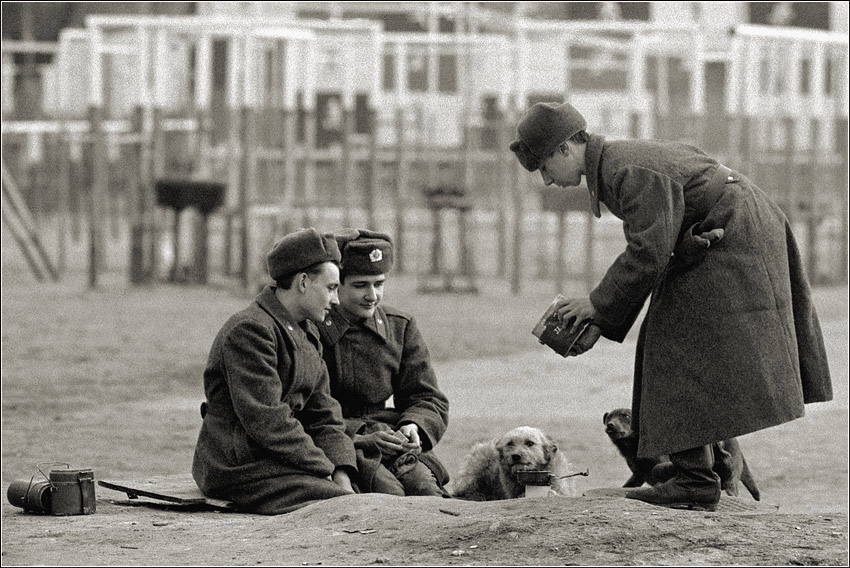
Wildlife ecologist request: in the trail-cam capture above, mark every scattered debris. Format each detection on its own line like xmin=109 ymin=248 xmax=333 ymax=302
xmin=439 ymin=508 xmax=460 ymax=516
xmin=343 ymin=528 xmax=376 ymax=534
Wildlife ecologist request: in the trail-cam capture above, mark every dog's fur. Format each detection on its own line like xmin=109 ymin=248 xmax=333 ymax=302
xmin=451 ymin=426 xmax=576 ymax=501
xmin=603 ymin=408 xmax=760 ymax=501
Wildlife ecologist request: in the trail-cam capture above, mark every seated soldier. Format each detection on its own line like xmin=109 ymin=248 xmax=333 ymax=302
xmin=318 ymin=229 xmax=450 ymax=496
xmin=192 ymin=228 xmax=358 ymax=514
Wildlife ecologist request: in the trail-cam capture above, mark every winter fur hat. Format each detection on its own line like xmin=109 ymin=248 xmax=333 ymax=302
xmin=266 ymin=228 xmax=341 ymax=281
xmin=509 ymin=102 xmax=587 ymax=172
xmin=334 ymin=228 xmax=394 ymax=276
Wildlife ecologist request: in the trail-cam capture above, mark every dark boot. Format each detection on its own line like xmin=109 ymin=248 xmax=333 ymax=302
xmin=625 ymin=445 xmax=721 ymax=511
xmin=396 ymin=462 xmax=449 ymax=497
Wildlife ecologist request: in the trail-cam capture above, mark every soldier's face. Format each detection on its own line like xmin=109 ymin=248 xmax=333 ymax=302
xmin=300 ymin=262 xmax=340 ymax=323
xmin=539 ymin=143 xmax=582 ymax=188
xmin=338 ymin=274 xmax=385 ymax=320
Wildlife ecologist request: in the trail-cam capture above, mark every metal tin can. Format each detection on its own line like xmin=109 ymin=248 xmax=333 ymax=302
xmin=48 ymin=469 xmax=96 ymax=515
xmin=515 ymin=470 xmax=553 ymax=486
xmin=7 ymin=480 xmax=53 ymax=513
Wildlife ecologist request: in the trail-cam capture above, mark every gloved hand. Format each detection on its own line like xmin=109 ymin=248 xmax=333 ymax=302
xmin=568 ymin=323 xmax=602 ymax=356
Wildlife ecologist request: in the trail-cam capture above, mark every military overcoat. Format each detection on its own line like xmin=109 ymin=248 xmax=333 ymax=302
xmin=192 ymin=286 xmax=357 ymax=508
xmin=319 ymin=304 xmax=450 ymax=486
xmin=582 ymin=134 xmax=833 ymax=458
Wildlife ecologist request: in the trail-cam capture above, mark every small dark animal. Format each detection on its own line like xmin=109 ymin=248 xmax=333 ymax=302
xmin=603 ymin=408 xmax=673 ymax=488
xmin=603 ymin=408 xmax=760 ymax=501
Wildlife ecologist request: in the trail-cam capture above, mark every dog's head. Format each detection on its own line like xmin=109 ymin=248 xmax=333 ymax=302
xmin=603 ymin=408 xmax=633 ymax=441
xmin=495 ymin=426 xmax=559 ymax=477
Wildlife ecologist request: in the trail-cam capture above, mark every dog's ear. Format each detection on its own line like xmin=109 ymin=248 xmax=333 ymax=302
xmin=494 ymin=436 xmax=509 ymax=457
xmin=603 ymin=412 xmax=609 ymax=424
xmin=543 ymin=436 xmax=559 ymax=461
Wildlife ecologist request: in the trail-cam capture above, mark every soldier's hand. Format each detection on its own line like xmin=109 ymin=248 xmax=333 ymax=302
xmin=556 ymin=296 xmax=597 ymax=330
xmin=693 ymin=227 xmax=724 ymax=249
xmin=331 ymin=467 xmax=356 ymax=494
xmin=398 ymin=424 xmax=422 ymax=449
xmin=353 ymin=430 xmax=406 ymax=455
xmin=568 ymin=323 xmax=602 ymax=356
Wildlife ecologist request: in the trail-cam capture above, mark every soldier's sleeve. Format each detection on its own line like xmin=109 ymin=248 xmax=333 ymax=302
xmin=222 ymin=319 xmax=336 ymax=477
xmin=393 ymin=317 xmax=449 ymax=451
xmin=589 ymin=165 xmax=685 ymax=342
xmin=299 ymin=359 xmax=358 ymax=471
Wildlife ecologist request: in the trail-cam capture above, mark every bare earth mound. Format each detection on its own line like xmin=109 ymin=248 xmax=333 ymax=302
xmin=2 ymin=274 xmax=847 ymax=566
xmin=2 ymin=491 xmax=847 ymax=566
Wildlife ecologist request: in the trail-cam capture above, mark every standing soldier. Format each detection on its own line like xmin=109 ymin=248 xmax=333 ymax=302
xmin=192 ymin=228 xmax=358 ymax=514
xmin=509 ymin=102 xmax=833 ymax=511
xmin=319 ymin=229 xmax=450 ymax=496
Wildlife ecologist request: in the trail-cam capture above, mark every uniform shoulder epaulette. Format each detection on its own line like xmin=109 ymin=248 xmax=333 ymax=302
xmin=380 ymin=304 xmax=413 ymax=322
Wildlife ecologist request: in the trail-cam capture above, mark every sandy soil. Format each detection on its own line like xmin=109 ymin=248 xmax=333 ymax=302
xmin=1 ymin=268 xmax=847 ymax=565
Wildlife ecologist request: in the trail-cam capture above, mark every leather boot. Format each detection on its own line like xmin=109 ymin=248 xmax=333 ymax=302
xmin=625 ymin=445 xmax=721 ymax=511
xmin=396 ymin=462 xmax=449 ymax=497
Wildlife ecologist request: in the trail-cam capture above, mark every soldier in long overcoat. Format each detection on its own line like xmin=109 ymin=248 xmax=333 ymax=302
xmin=318 ymin=229 xmax=450 ymax=496
xmin=510 ymin=102 xmax=832 ymax=511
xmin=192 ymin=229 xmax=358 ymax=514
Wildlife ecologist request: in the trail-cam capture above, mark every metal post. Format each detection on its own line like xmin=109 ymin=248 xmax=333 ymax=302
xmin=87 ymin=105 xmax=107 ymax=288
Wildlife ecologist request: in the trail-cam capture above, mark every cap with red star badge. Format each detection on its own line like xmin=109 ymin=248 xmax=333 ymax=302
xmin=333 ymin=228 xmax=394 ymax=276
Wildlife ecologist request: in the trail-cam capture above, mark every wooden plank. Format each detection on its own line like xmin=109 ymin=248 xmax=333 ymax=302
xmin=98 ymin=475 xmax=236 ymax=511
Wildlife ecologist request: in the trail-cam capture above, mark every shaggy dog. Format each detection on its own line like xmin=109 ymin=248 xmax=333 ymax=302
xmin=603 ymin=408 xmax=760 ymax=500
xmin=451 ymin=426 xmax=576 ymax=501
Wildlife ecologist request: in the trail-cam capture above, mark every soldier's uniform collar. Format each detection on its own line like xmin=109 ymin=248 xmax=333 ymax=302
xmin=255 ymin=285 xmax=319 ymax=349
xmin=584 ymin=133 xmax=606 ymax=218
xmin=321 ymin=305 xmax=389 ymax=344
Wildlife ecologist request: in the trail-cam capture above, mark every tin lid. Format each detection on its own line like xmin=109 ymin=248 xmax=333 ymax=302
xmin=49 ymin=469 xmax=94 ymax=482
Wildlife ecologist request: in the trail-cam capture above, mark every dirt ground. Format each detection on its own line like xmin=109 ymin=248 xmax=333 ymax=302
xmin=1 ymin=265 xmax=848 ymax=566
